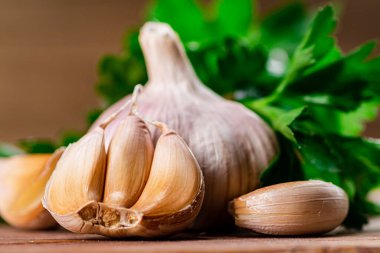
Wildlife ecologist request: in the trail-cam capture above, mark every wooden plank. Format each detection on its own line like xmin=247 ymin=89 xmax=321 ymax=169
xmin=1 ymin=223 xmax=380 ymax=253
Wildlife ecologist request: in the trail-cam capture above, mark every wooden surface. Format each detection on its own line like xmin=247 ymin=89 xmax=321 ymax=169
xmin=2 ymin=221 xmax=380 ymax=253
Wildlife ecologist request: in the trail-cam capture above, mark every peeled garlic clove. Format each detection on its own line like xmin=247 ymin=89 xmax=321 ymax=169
xmin=103 ymin=115 xmax=153 ymax=207
xmin=92 ymin=22 xmax=278 ymax=229
xmin=43 ymin=127 xmax=106 ymax=232
xmin=0 ymin=149 xmax=63 ymax=229
xmin=230 ymin=180 xmax=349 ymax=236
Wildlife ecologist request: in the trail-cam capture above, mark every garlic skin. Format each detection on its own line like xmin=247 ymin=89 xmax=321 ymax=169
xmin=43 ymin=119 xmax=204 ymax=237
xmin=230 ymin=180 xmax=349 ymax=235
xmin=0 ymin=149 xmax=63 ymax=229
xmin=92 ymin=22 xmax=278 ymax=228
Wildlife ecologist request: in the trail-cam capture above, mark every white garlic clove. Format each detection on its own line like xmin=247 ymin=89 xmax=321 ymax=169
xmin=44 ymin=127 xmax=106 ymax=216
xmin=230 ymin=180 xmax=349 ymax=235
xmin=0 ymin=148 xmax=63 ymax=229
xmin=132 ymin=129 xmax=202 ymax=215
xmin=103 ymin=115 xmax=153 ymax=207
xmin=128 ymin=128 xmax=205 ymax=237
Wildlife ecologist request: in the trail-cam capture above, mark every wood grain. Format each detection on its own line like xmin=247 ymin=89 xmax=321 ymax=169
xmin=1 ymin=222 xmax=380 ymax=253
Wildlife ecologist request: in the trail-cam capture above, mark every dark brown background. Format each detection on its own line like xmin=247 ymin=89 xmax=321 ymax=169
xmin=0 ymin=0 xmax=379 ymax=143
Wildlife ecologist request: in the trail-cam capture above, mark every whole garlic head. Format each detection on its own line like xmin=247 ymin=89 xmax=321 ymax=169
xmin=93 ymin=22 xmax=278 ymax=228
xmin=0 ymin=149 xmax=63 ymax=229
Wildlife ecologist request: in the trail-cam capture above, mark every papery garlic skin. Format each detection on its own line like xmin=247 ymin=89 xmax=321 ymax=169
xmin=93 ymin=22 xmax=278 ymax=228
xmin=0 ymin=149 xmax=63 ymax=229
xmin=230 ymin=180 xmax=349 ymax=235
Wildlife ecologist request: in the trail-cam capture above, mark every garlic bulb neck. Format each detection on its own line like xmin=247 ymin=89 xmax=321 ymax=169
xmin=139 ymin=22 xmax=199 ymax=89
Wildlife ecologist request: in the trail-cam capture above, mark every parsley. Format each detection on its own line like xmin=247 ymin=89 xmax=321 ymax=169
xmin=17 ymin=130 xmax=83 ymax=154
xmin=249 ymin=5 xmax=380 ymax=229
xmin=0 ymin=142 xmax=24 ymax=157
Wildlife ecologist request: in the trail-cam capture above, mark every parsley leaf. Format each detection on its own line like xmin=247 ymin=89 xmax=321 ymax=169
xmin=260 ymin=2 xmax=309 ymax=54
xmin=151 ymin=0 xmax=253 ymax=43
xmin=0 ymin=142 xmax=24 ymax=157
xmin=19 ymin=139 xmax=56 ymax=154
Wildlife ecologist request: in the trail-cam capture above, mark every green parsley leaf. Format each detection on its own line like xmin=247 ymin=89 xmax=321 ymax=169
xmin=0 ymin=142 xmax=24 ymax=157
xmin=150 ymin=0 xmax=207 ymax=42
xmin=19 ymin=139 xmax=56 ymax=154
xmin=249 ymin=101 xmax=305 ymax=143
xmin=260 ymin=2 xmax=310 ymax=53
xmin=216 ymin=0 xmax=253 ymax=39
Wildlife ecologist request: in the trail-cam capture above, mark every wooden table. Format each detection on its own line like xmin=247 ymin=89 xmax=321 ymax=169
xmin=1 ymin=221 xmax=380 ymax=253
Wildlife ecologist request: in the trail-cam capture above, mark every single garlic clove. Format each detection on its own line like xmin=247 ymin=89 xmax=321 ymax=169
xmin=0 ymin=148 xmax=63 ymax=229
xmin=103 ymin=115 xmax=153 ymax=207
xmin=128 ymin=128 xmax=205 ymax=237
xmin=132 ymin=129 xmax=202 ymax=216
xmin=230 ymin=180 xmax=349 ymax=236
xmin=44 ymin=127 xmax=106 ymax=216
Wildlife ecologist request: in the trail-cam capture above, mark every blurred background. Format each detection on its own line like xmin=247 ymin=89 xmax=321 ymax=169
xmin=0 ymin=0 xmax=379 ymax=143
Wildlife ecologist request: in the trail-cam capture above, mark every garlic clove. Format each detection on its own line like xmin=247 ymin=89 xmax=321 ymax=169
xmin=0 ymin=149 xmax=63 ymax=229
xmin=103 ymin=115 xmax=153 ymax=207
xmin=128 ymin=128 xmax=205 ymax=237
xmin=131 ymin=128 xmax=203 ymax=216
xmin=44 ymin=127 xmax=106 ymax=215
xmin=230 ymin=180 xmax=349 ymax=235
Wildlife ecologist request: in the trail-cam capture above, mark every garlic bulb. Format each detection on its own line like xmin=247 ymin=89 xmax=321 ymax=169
xmin=230 ymin=180 xmax=349 ymax=235
xmin=92 ymin=22 xmax=278 ymax=228
xmin=43 ymin=107 xmax=204 ymax=238
xmin=0 ymin=149 xmax=63 ymax=229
